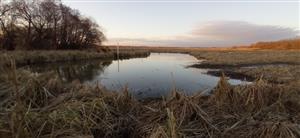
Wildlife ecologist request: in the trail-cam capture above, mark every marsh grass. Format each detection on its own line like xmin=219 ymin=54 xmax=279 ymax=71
xmin=0 ymin=57 xmax=299 ymax=138
xmin=0 ymin=50 xmax=150 ymax=67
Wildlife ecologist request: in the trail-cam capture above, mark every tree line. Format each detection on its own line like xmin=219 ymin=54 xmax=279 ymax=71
xmin=0 ymin=0 xmax=106 ymax=50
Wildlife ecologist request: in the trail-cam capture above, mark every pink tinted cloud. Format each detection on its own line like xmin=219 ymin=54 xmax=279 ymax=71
xmin=191 ymin=21 xmax=298 ymax=42
xmin=105 ymin=21 xmax=298 ymax=47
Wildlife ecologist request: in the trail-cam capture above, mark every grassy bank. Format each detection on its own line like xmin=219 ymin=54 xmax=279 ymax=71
xmin=189 ymin=50 xmax=300 ymax=85
xmin=0 ymin=50 xmax=150 ymax=67
xmin=0 ymin=57 xmax=299 ymax=137
xmin=190 ymin=50 xmax=300 ymax=66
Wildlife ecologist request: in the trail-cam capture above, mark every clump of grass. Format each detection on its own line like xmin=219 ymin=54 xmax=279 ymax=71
xmin=210 ymin=73 xmax=288 ymax=114
xmin=249 ymin=122 xmax=300 ymax=138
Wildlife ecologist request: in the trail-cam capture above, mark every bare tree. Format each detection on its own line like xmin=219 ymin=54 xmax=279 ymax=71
xmin=0 ymin=0 xmax=17 ymax=50
xmin=0 ymin=0 xmax=105 ymax=50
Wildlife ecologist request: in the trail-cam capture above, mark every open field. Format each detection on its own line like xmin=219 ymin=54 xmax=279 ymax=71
xmin=0 ymin=57 xmax=299 ymax=137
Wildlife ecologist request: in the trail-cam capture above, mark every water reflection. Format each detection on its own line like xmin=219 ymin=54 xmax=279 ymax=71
xmin=23 ymin=53 xmax=249 ymax=99
xmin=25 ymin=60 xmax=112 ymax=82
xmin=85 ymin=53 xmax=248 ymax=98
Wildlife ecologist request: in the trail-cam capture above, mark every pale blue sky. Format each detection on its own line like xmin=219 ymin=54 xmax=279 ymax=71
xmin=63 ymin=0 xmax=299 ymax=47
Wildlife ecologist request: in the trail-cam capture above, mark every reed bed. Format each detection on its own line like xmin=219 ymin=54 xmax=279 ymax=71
xmin=0 ymin=57 xmax=299 ymax=138
xmin=0 ymin=50 xmax=150 ymax=67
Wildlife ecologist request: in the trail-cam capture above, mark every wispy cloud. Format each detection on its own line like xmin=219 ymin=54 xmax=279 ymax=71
xmin=105 ymin=20 xmax=299 ymax=47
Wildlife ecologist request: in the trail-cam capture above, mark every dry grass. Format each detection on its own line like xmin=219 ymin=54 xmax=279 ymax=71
xmin=0 ymin=56 xmax=299 ymax=138
xmin=234 ymin=65 xmax=300 ymax=84
xmin=250 ymin=38 xmax=300 ymax=50
xmin=190 ymin=50 xmax=300 ymax=66
xmin=0 ymin=50 xmax=150 ymax=67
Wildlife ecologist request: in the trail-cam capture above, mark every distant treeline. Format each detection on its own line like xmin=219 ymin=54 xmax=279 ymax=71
xmin=0 ymin=0 xmax=105 ymax=50
xmin=250 ymin=38 xmax=300 ymax=50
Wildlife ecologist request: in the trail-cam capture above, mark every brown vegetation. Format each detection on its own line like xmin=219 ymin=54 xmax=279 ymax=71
xmin=250 ymin=39 xmax=300 ymax=50
xmin=190 ymin=50 xmax=300 ymax=66
xmin=0 ymin=57 xmax=299 ymax=138
xmin=189 ymin=50 xmax=300 ymax=85
xmin=0 ymin=50 xmax=150 ymax=66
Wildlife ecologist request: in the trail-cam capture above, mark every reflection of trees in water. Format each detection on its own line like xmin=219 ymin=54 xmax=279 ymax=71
xmin=27 ymin=60 xmax=112 ymax=82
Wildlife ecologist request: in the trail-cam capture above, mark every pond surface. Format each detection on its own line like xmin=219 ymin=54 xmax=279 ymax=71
xmin=25 ymin=53 xmax=248 ymax=98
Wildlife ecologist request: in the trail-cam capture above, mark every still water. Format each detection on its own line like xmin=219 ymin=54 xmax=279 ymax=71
xmin=26 ymin=53 xmax=248 ymax=98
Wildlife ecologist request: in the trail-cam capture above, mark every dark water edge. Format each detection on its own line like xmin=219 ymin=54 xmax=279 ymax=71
xmin=206 ymin=70 xmax=255 ymax=82
xmin=4 ymin=50 xmax=150 ymax=67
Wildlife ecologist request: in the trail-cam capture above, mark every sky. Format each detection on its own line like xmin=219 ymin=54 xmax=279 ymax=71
xmin=63 ymin=0 xmax=300 ymax=47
